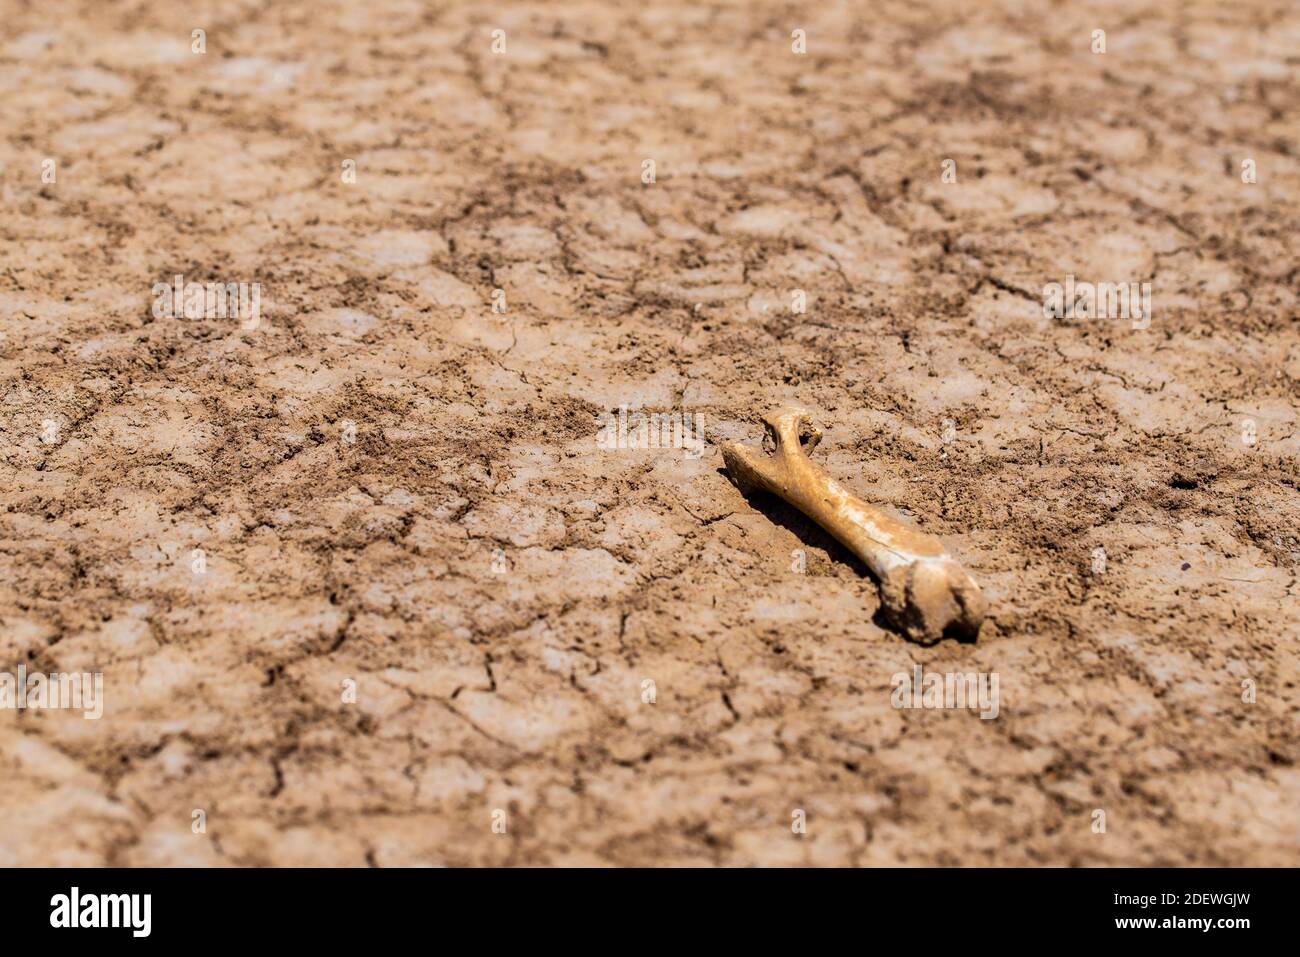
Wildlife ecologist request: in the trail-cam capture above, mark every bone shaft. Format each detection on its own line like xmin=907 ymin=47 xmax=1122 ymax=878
xmin=774 ymin=458 xmax=946 ymax=574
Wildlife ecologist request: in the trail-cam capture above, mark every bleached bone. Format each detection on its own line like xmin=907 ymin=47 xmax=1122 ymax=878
xmin=720 ymin=406 xmax=987 ymax=644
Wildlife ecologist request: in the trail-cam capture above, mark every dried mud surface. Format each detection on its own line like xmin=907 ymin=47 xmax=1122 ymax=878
xmin=1 ymin=0 xmax=1298 ymax=866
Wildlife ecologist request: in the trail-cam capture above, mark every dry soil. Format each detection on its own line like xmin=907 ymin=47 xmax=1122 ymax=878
xmin=1 ymin=0 xmax=1298 ymax=866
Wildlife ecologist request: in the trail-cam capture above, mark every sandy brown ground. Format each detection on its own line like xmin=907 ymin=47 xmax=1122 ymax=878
xmin=1 ymin=0 xmax=1298 ymax=866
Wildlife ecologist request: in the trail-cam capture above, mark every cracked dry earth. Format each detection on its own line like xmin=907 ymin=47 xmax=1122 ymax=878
xmin=1 ymin=0 xmax=1299 ymax=868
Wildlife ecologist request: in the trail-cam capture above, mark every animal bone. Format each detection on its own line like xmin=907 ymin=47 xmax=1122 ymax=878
xmin=720 ymin=406 xmax=987 ymax=644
